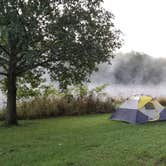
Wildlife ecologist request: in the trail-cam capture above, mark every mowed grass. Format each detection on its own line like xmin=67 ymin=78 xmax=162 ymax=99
xmin=0 ymin=114 xmax=166 ymax=166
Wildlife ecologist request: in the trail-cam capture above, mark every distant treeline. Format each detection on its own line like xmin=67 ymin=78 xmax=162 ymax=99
xmin=91 ymin=52 xmax=166 ymax=85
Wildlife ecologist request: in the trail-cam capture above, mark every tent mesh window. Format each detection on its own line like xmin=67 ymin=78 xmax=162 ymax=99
xmin=144 ymin=103 xmax=155 ymax=110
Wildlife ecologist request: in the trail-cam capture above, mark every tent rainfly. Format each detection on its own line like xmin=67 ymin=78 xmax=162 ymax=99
xmin=111 ymin=95 xmax=166 ymax=124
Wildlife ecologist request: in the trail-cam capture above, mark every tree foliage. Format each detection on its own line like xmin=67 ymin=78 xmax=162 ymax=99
xmin=0 ymin=0 xmax=121 ymax=86
xmin=0 ymin=0 xmax=122 ymax=125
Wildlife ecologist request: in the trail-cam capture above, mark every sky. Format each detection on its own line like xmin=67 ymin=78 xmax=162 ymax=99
xmin=104 ymin=0 xmax=166 ymax=58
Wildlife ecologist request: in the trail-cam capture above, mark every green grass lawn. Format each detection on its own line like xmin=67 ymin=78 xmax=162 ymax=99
xmin=0 ymin=114 xmax=166 ymax=166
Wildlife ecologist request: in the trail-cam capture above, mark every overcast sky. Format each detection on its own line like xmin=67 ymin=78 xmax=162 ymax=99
xmin=104 ymin=0 xmax=166 ymax=58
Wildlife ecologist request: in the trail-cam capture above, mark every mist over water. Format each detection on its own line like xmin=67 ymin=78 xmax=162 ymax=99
xmin=90 ymin=52 xmax=166 ymax=97
xmin=88 ymin=83 xmax=166 ymax=98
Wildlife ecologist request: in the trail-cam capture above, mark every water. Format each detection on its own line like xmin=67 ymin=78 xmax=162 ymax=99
xmin=89 ymin=84 xmax=166 ymax=98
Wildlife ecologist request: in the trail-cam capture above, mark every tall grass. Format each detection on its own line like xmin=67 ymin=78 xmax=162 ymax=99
xmin=0 ymin=84 xmax=121 ymax=120
xmin=15 ymin=96 xmax=118 ymax=120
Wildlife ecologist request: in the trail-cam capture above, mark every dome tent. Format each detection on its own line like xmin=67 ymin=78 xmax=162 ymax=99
xmin=111 ymin=95 xmax=166 ymax=124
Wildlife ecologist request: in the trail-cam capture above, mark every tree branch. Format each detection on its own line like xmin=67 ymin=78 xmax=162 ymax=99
xmin=16 ymin=51 xmax=44 ymax=70
xmin=16 ymin=58 xmax=53 ymax=76
xmin=0 ymin=57 xmax=8 ymax=71
xmin=0 ymin=55 xmax=9 ymax=63
xmin=0 ymin=71 xmax=7 ymax=76
xmin=16 ymin=53 xmax=26 ymax=63
xmin=0 ymin=44 xmax=10 ymax=56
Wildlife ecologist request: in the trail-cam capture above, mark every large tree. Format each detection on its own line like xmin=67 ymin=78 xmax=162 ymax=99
xmin=0 ymin=0 xmax=122 ymax=125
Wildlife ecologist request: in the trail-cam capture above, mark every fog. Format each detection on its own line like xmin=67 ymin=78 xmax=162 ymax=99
xmin=90 ymin=52 xmax=166 ymax=97
xmin=91 ymin=52 xmax=166 ymax=85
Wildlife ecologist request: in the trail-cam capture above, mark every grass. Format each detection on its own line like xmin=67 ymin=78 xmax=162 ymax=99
xmin=0 ymin=114 xmax=166 ymax=166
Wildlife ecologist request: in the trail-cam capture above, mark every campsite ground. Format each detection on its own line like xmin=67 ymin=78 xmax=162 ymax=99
xmin=0 ymin=114 xmax=166 ymax=166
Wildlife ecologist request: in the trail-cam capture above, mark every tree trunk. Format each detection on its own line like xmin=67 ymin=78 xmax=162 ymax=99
xmin=6 ymin=60 xmax=17 ymax=125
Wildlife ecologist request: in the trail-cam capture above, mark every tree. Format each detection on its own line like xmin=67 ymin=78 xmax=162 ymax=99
xmin=1 ymin=70 xmax=45 ymax=101
xmin=0 ymin=0 xmax=122 ymax=125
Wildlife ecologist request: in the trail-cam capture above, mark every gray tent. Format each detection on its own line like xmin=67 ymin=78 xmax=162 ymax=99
xmin=111 ymin=95 xmax=166 ymax=124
